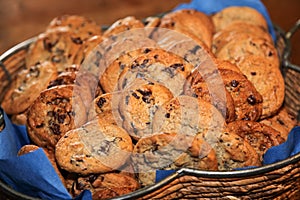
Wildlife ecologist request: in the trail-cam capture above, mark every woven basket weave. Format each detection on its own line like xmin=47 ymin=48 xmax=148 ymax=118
xmin=0 ymin=22 xmax=299 ymax=199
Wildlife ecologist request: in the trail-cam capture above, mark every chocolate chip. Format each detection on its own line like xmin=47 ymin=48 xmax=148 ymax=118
xmin=97 ymin=97 xmax=107 ymax=108
xmin=247 ymin=95 xmax=257 ymax=105
xmin=132 ymin=92 xmax=140 ymax=99
xmin=154 ymin=54 xmax=159 ymax=59
xmin=144 ymin=48 xmax=152 ymax=53
xmin=170 ymin=63 xmax=184 ymax=70
xmin=189 ymin=45 xmax=201 ymax=54
xmin=49 ymin=123 xmax=61 ymax=135
xmin=125 ymin=95 xmax=130 ymax=105
xmin=97 ymin=140 xmax=110 ymax=156
xmin=251 ymin=72 xmax=257 ymax=76
xmin=230 ymin=80 xmax=239 ymax=87
xmin=165 ymin=113 xmax=170 ymax=118
xmin=145 ymin=122 xmax=151 ymax=125
xmin=268 ymin=51 xmax=273 ymax=57
xmin=71 ymin=37 xmax=83 ymax=45
xmin=43 ymin=38 xmax=57 ymax=52
xmin=58 ymin=114 xmax=66 ymax=124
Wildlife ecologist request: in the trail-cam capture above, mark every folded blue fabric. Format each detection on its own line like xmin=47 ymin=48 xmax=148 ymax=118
xmin=0 ymin=110 xmax=73 ymax=200
xmin=174 ymin=0 xmax=276 ymax=42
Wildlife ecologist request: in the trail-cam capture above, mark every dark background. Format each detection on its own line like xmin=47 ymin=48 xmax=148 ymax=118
xmin=0 ymin=0 xmax=299 ymax=65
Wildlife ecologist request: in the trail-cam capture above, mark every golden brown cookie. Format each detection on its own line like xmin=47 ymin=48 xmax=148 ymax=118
xmin=220 ymin=69 xmax=263 ymax=121
xmin=70 ymin=173 xmax=139 ymax=199
xmin=46 ymin=15 xmax=102 ymax=41
xmin=118 ymin=48 xmax=194 ymax=96
xmin=215 ymin=37 xmax=279 ymax=69
xmin=212 ymin=6 xmax=268 ymax=32
xmin=213 ymin=130 xmax=261 ymax=170
xmin=260 ymin=106 xmax=298 ymax=140
xmin=1 ymin=61 xmax=58 ymax=115
xmin=119 ymin=79 xmax=174 ymax=140
xmin=132 ymin=132 xmax=217 ymax=186
xmin=55 ymin=118 xmax=133 ymax=175
xmin=212 ymin=22 xmax=273 ymax=54
xmin=227 ymin=120 xmax=285 ymax=162
xmin=26 ymin=27 xmax=84 ymax=73
xmin=235 ymin=55 xmax=285 ymax=119
xmin=159 ymin=9 xmax=215 ymax=48
xmin=26 ymin=85 xmax=87 ymax=152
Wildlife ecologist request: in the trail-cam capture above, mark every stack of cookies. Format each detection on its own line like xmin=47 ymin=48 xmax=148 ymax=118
xmin=1 ymin=7 xmax=298 ymax=199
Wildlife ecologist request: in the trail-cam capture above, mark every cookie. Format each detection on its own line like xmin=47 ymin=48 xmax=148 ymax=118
xmin=17 ymin=144 xmax=65 ymax=186
xmin=212 ymin=6 xmax=268 ymax=32
xmin=103 ymin=16 xmax=144 ymax=38
xmin=55 ymin=118 xmax=133 ymax=175
xmin=213 ymin=130 xmax=261 ymax=170
xmin=87 ymin=92 xmax=123 ymax=126
xmin=70 ymin=173 xmax=139 ymax=199
xmin=220 ymin=69 xmax=263 ymax=121
xmin=215 ymin=37 xmax=279 ymax=69
xmin=119 ymin=79 xmax=174 ymax=140
xmin=26 ymin=85 xmax=87 ymax=152
xmin=1 ymin=61 xmax=58 ymax=115
xmin=236 ymin=55 xmax=285 ymax=118
xmin=82 ymin=39 xmax=158 ymax=93
xmin=26 ymin=27 xmax=84 ymax=73
xmin=132 ymin=132 xmax=217 ymax=186
xmin=152 ymin=95 xmax=226 ymax=137
xmin=184 ymin=68 xmax=236 ymax=123
xmin=260 ymin=106 xmax=297 ymax=140
xmin=212 ymin=22 xmax=273 ymax=54
xmin=47 ymin=14 xmax=102 ymax=41
xmin=227 ymin=120 xmax=285 ymax=162
xmin=118 ymin=48 xmax=194 ymax=96
xmin=159 ymin=9 xmax=215 ymax=49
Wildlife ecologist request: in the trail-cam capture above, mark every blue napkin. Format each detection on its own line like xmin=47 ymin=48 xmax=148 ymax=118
xmin=0 ymin=109 xmax=74 ymax=199
xmin=174 ymin=0 xmax=276 ymax=42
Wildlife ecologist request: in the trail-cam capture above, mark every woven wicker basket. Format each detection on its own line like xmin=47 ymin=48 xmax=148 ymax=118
xmin=0 ymin=21 xmax=299 ymax=199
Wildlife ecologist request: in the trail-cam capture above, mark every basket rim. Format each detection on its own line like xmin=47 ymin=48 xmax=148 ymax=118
xmin=0 ymin=27 xmax=299 ymax=199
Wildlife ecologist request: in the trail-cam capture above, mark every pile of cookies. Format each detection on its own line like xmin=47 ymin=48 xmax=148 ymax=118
xmin=1 ymin=6 xmax=298 ymax=199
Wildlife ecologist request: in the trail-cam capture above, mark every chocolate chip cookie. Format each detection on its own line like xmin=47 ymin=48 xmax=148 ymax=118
xmin=119 ymin=79 xmax=174 ymax=140
xmin=26 ymin=85 xmax=87 ymax=152
xmin=2 ymin=61 xmax=58 ymax=115
xmin=227 ymin=120 xmax=285 ymax=162
xmin=236 ymin=55 xmax=285 ymax=118
xmin=26 ymin=27 xmax=84 ymax=73
xmin=220 ymin=68 xmax=263 ymax=121
xmin=55 ymin=118 xmax=133 ymax=175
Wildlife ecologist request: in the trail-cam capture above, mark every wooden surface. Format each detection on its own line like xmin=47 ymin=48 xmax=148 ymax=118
xmin=0 ymin=0 xmax=299 ymax=65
